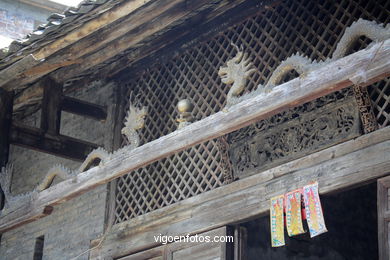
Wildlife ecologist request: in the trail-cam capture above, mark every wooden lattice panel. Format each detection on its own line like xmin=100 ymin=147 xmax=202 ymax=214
xmin=115 ymin=0 xmax=389 ymax=224
xmin=369 ymin=78 xmax=390 ymax=128
xmin=115 ymin=67 xmax=227 ymax=223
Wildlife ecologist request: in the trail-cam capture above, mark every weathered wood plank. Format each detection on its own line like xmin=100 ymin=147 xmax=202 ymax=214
xmin=3 ymin=0 xmax=254 ymax=93
xmin=91 ymin=127 xmax=390 ymax=259
xmin=112 ymin=0 xmax=280 ymax=80
xmin=0 ymin=0 xmax=154 ymax=88
xmin=9 ymin=123 xmax=98 ymax=161
xmin=49 ymin=0 xmax=252 ymax=84
xmin=0 ymin=42 xmax=389 ymax=233
xmin=62 ymin=96 xmax=107 ymax=121
xmin=0 ymin=205 xmax=53 ymax=233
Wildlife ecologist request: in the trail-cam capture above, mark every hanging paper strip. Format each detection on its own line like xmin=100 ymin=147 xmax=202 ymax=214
xmin=270 ymin=195 xmax=285 ymax=247
xmin=303 ymin=182 xmax=327 ymax=237
xmin=285 ymin=189 xmax=305 ymax=236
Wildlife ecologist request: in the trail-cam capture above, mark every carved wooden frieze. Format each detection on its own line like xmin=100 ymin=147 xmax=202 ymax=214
xmin=228 ymin=88 xmax=361 ymax=179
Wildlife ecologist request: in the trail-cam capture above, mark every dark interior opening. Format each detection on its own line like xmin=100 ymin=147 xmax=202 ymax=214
xmin=242 ymin=182 xmax=377 ymax=259
xmin=33 ymin=235 xmax=45 ymax=260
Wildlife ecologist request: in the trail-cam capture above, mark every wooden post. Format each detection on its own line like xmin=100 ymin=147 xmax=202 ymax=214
xmin=105 ymin=83 xmax=125 ymax=231
xmin=0 ymin=88 xmax=13 ymax=209
xmin=40 ymin=77 xmax=62 ymax=135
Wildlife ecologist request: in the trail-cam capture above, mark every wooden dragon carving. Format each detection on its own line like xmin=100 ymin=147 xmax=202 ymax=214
xmin=0 ymin=95 xmax=148 ymax=212
xmin=219 ymin=19 xmax=389 ymax=108
xmin=121 ymin=98 xmax=148 ymax=149
xmin=218 ymin=44 xmax=255 ymax=107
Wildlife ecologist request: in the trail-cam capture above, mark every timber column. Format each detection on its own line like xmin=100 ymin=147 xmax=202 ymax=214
xmin=0 ymin=88 xmax=13 ymax=209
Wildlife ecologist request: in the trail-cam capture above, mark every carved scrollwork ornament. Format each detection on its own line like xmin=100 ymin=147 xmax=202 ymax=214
xmin=216 ymin=135 xmax=234 ymax=184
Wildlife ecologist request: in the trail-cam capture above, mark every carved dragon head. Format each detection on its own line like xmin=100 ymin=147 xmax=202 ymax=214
xmin=121 ymin=93 xmax=148 ymax=136
xmin=128 ymin=105 xmax=148 ymax=130
xmin=218 ymin=44 xmax=255 ymax=87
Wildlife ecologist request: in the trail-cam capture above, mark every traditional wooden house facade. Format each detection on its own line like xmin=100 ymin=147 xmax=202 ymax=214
xmin=0 ymin=0 xmax=389 ymax=259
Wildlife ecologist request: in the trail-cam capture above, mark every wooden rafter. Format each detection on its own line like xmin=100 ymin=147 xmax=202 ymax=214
xmin=2 ymin=0 xmax=270 ymax=113
xmin=0 ymin=0 xmax=154 ymax=88
xmin=0 ymin=39 xmax=389 ymax=233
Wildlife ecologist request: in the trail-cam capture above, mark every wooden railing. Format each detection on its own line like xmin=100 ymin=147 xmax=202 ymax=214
xmin=0 ymin=39 xmax=389 ymax=233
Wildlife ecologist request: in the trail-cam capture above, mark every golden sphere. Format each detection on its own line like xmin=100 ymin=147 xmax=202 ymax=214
xmin=177 ymin=99 xmax=193 ymax=113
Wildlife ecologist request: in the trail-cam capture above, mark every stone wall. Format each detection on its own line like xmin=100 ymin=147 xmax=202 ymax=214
xmin=0 ymin=80 xmax=117 ymax=260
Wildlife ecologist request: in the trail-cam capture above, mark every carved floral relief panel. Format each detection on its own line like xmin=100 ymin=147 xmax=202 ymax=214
xmin=228 ymin=89 xmax=361 ymax=179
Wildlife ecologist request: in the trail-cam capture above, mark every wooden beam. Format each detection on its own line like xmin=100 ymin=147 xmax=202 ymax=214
xmin=91 ymin=126 xmax=390 ymax=259
xmin=40 ymin=78 xmax=62 ymax=135
xmin=0 ymin=41 xmax=389 ymax=233
xmin=0 ymin=0 xmax=154 ymax=88
xmin=111 ymin=0 xmax=280 ymax=80
xmin=0 ymin=205 xmax=53 ymax=233
xmin=4 ymin=0 xmax=254 ymax=92
xmin=9 ymin=0 xmax=274 ymax=111
xmin=49 ymin=0 xmax=249 ymax=84
xmin=9 ymin=123 xmax=98 ymax=161
xmin=62 ymin=96 xmax=107 ymax=121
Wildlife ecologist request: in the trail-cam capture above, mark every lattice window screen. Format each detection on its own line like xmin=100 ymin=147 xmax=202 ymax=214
xmin=114 ymin=0 xmax=389 ymax=224
xmin=368 ymin=79 xmax=390 ymax=128
xmin=346 ymin=31 xmax=390 ymax=129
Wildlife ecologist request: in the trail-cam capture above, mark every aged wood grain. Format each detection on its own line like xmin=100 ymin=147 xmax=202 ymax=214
xmin=90 ymin=127 xmax=390 ymax=259
xmin=6 ymin=0 xmax=276 ymax=114
xmin=2 ymin=0 xmax=255 ymax=94
xmin=0 ymin=42 xmax=389 ymax=233
xmin=48 ymin=0 xmax=253 ymax=85
xmin=0 ymin=0 xmax=153 ymax=88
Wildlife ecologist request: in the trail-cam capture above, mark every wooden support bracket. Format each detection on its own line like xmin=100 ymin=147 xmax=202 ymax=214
xmin=0 ymin=39 xmax=389 ymax=233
